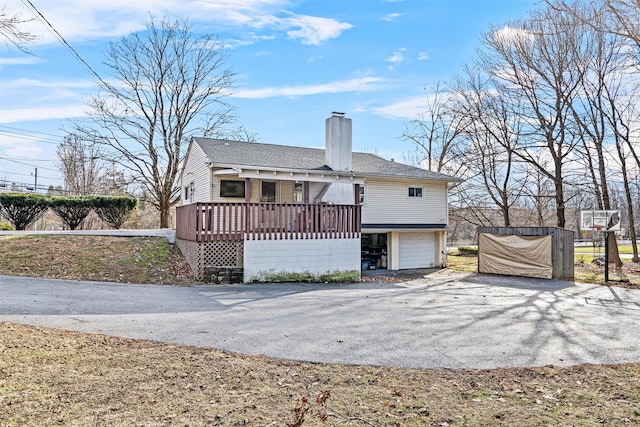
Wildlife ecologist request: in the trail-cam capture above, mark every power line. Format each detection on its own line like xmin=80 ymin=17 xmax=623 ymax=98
xmin=0 ymin=170 xmax=60 ymax=181
xmin=0 ymin=126 xmax=126 ymax=159
xmin=1 ymin=157 xmax=59 ymax=172
xmin=0 ymin=125 xmax=65 ymax=140
xmin=0 ymin=157 xmax=57 ymax=162
xmin=0 ymin=130 xmax=61 ymax=145
xmin=20 ymin=0 xmax=110 ymax=87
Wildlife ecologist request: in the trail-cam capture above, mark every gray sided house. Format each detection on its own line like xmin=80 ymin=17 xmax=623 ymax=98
xmin=175 ymin=113 xmax=461 ymax=283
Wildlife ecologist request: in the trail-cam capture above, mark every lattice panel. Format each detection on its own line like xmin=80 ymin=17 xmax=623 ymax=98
xmin=201 ymin=241 xmax=244 ymax=269
xmin=176 ymin=239 xmax=244 ymax=281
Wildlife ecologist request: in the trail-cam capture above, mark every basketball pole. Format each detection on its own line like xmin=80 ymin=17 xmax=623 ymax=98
xmin=604 ymin=228 xmax=609 ymax=283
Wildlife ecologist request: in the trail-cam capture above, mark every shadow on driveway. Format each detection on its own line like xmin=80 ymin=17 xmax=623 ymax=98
xmin=460 ymin=273 xmax=577 ymax=292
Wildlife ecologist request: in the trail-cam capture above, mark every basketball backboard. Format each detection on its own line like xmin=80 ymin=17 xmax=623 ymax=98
xmin=580 ymin=210 xmax=621 ymax=231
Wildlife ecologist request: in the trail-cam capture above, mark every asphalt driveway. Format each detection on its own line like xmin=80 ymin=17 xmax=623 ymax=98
xmin=1 ymin=270 xmax=640 ymax=369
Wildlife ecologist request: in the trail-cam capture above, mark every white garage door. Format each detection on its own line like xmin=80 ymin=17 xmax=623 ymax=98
xmin=399 ymin=232 xmax=436 ymax=269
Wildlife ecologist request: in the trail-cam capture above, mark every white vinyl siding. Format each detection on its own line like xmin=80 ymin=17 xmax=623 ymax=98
xmin=399 ymin=232 xmax=436 ymax=269
xmin=180 ymin=143 xmax=211 ymax=204
xmin=362 ymin=178 xmax=448 ymax=224
xmin=279 ymin=180 xmax=294 ymax=202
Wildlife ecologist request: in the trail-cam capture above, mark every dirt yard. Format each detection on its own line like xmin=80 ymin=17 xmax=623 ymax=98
xmin=1 ymin=235 xmax=640 ymax=425
xmin=0 ymin=234 xmax=194 ymax=285
xmin=2 ymin=322 xmax=639 ymax=426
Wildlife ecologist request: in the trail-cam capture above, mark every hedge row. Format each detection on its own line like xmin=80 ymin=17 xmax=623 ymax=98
xmin=0 ymin=193 xmax=138 ymax=230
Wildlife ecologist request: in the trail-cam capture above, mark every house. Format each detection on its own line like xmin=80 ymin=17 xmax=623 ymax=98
xmin=175 ymin=112 xmax=461 ymax=283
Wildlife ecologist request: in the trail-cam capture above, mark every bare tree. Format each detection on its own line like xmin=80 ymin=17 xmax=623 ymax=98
xmin=401 ymin=83 xmax=467 ymax=175
xmin=57 ymin=134 xmax=108 ymax=195
xmin=451 ymin=67 xmax=531 ymax=227
xmin=547 ymin=0 xmax=640 ymax=50
xmin=603 ymin=76 xmax=640 ymax=263
xmin=79 ymin=16 xmax=235 ymax=228
xmin=477 ymin=5 xmax=589 ymax=228
xmin=0 ymin=8 xmax=37 ymax=53
xmin=566 ymin=4 xmax=632 ymax=266
xmin=520 ymin=155 xmax=558 ymax=226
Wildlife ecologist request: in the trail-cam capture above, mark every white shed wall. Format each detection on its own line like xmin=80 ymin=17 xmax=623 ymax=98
xmin=243 ymin=238 xmax=361 ymax=282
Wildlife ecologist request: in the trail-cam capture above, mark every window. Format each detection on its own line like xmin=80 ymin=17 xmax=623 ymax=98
xmin=261 ymin=181 xmax=277 ymax=202
xmin=184 ymin=182 xmax=194 ymax=202
xmin=408 ymin=186 xmax=423 ymax=198
xmin=220 ymin=180 xmax=245 ymax=198
xmin=359 ymin=185 xmax=367 ymax=205
xmin=293 ymin=182 xmax=304 ymax=202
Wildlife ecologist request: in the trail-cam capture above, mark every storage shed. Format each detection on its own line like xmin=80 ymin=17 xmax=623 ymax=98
xmin=476 ymin=227 xmax=574 ymax=280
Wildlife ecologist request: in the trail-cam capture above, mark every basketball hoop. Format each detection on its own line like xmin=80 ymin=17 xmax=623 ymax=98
xmin=580 ymin=209 xmax=621 ymax=284
xmin=580 ymin=210 xmax=621 ymax=232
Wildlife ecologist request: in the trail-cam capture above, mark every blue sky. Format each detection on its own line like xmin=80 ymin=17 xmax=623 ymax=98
xmin=0 ymin=0 xmax=538 ymax=191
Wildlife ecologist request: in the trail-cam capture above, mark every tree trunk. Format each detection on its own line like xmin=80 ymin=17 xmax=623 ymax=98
xmin=502 ymin=206 xmax=510 ymax=227
xmin=607 ymin=231 xmax=623 ymax=268
xmin=159 ymin=198 xmax=171 ymax=229
xmin=553 ymin=170 xmax=566 ymax=228
xmin=618 ymin=140 xmax=639 ymax=262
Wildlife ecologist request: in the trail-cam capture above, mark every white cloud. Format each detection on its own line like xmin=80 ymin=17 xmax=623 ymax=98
xmin=5 ymin=144 xmax=44 ymax=158
xmin=418 ymin=51 xmax=430 ymax=61
xmin=0 ymin=104 xmax=88 ymax=123
xmin=232 ymin=77 xmax=384 ymax=99
xmin=386 ymin=48 xmax=405 ymax=64
xmin=3 ymin=78 xmax=94 ymax=90
xmin=492 ymin=25 xmax=533 ymax=46
xmin=285 ymin=14 xmax=353 ymax=45
xmin=385 ymin=48 xmax=406 ymax=70
xmin=371 ymin=95 xmax=425 ymax=120
xmin=3 ymin=0 xmax=352 ymax=47
xmin=380 ymin=13 xmax=402 ymax=22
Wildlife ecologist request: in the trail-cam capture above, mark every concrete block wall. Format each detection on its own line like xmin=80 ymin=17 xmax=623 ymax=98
xmin=243 ymin=237 xmax=361 ymax=282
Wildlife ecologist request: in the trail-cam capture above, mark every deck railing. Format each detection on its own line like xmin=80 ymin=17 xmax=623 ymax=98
xmin=175 ymin=202 xmax=361 ymax=242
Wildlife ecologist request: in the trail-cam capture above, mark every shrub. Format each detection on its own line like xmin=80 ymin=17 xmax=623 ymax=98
xmin=92 ymin=196 xmax=138 ymax=229
xmin=49 ymin=196 xmax=94 ymax=230
xmin=0 ymin=193 xmax=50 ymax=230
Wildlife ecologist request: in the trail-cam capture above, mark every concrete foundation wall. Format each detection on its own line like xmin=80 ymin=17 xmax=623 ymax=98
xmin=244 ymin=237 xmax=361 ymax=282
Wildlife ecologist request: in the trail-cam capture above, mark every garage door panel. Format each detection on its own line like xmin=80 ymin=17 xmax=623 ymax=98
xmin=399 ymin=232 xmax=435 ymax=269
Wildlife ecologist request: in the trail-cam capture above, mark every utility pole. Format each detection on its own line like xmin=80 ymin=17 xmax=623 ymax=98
xmin=34 ymin=167 xmax=38 ymax=193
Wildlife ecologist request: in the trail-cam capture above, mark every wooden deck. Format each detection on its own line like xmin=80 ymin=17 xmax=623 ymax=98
xmin=176 ymin=202 xmax=361 ymax=242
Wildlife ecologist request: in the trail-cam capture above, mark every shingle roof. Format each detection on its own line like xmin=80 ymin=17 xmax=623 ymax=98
xmin=192 ymin=137 xmax=461 ymax=182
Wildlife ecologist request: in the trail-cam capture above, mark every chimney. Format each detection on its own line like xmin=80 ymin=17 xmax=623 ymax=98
xmin=325 ymin=112 xmax=352 ymax=171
